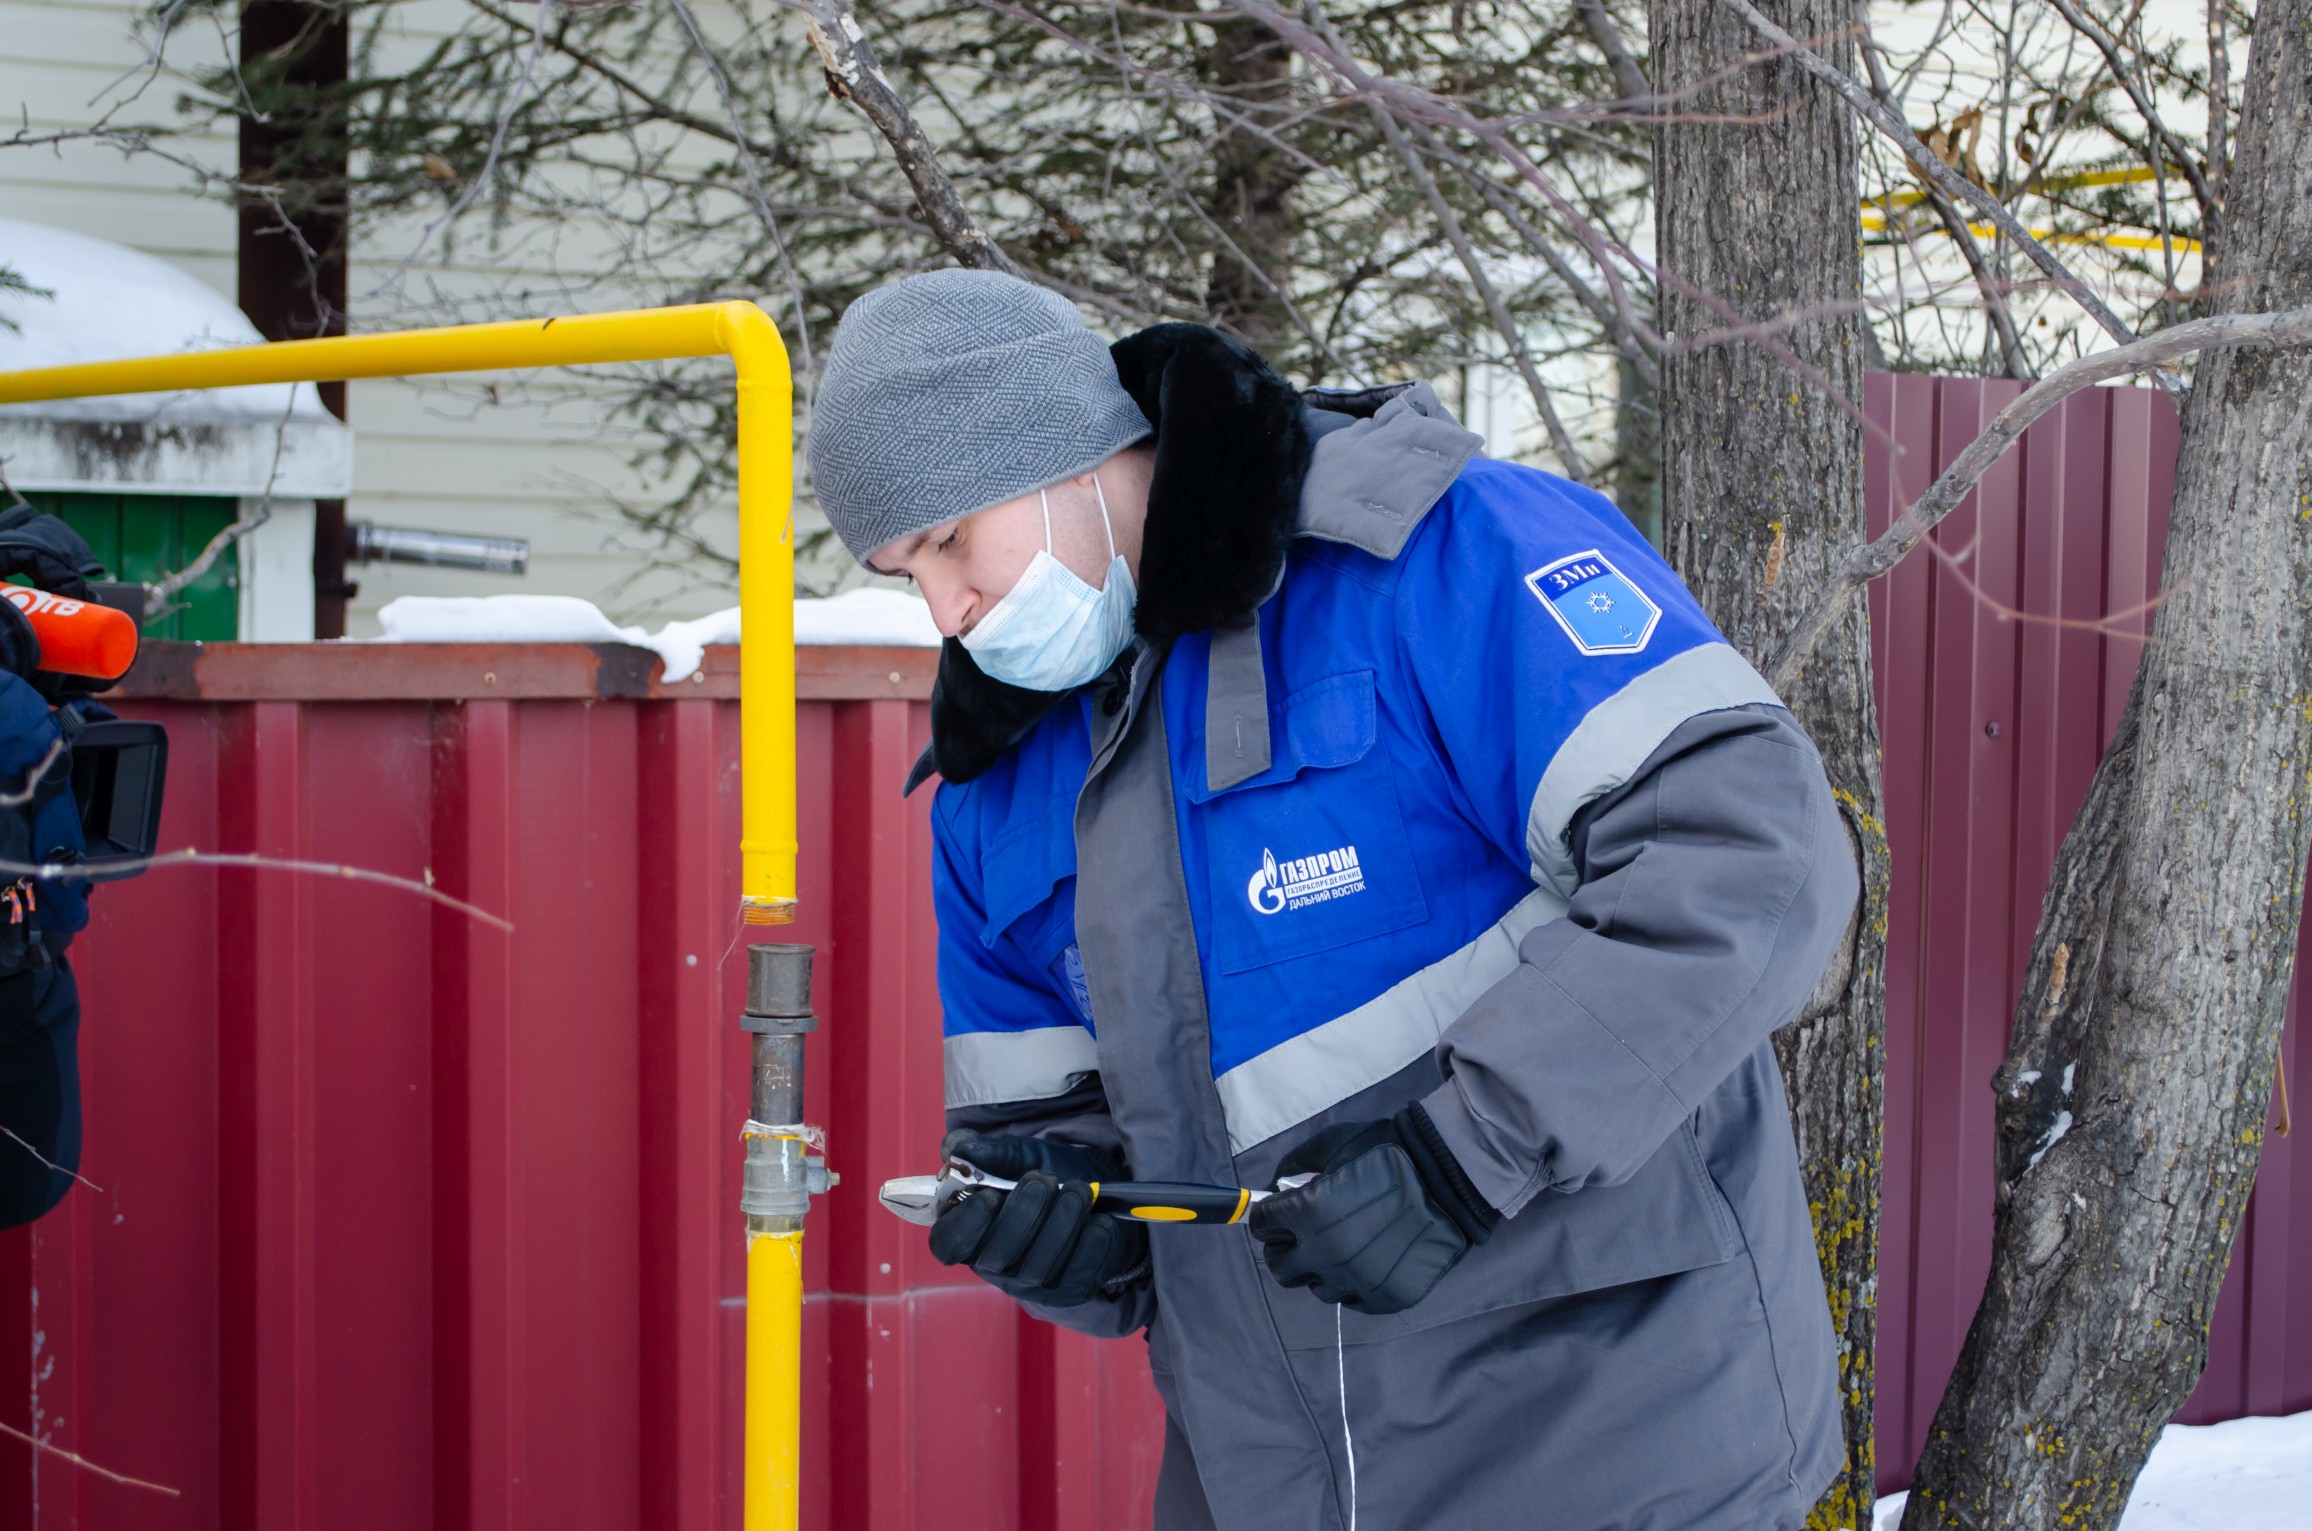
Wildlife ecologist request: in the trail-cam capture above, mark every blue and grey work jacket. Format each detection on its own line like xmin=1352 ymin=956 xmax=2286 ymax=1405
xmin=928 ymin=373 xmax=1856 ymax=1531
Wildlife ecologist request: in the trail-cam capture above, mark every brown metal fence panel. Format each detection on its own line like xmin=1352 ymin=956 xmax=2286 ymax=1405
xmin=1 ymin=373 xmax=2307 ymax=1526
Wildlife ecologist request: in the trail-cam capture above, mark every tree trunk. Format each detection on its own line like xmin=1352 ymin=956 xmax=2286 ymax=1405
xmin=1613 ymin=351 xmax=1662 ymax=546
xmin=1900 ymin=3 xmax=2312 ymax=1525
xmin=1647 ymin=2 xmax=1887 ymax=1526
xmin=1200 ymin=15 xmax=1299 ymax=356
xmin=237 ymin=0 xmax=353 ymax=636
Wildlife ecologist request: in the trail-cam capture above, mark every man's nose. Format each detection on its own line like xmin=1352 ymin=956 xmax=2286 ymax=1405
xmin=919 ymin=577 xmax=976 ymax=639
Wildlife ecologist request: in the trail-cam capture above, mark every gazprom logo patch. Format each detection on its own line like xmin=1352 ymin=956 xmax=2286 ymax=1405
xmin=1525 ymin=550 xmax=1660 ymax=655
xmin=1247 ymin=844 xmax=1365 ymax=916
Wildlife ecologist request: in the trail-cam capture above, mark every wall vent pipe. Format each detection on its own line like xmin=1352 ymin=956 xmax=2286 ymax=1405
xmin=348 ymin=522 xmax=529 ymax=575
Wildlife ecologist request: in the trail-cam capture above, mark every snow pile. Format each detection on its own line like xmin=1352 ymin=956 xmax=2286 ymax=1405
xmin=1873 ymin=1410 xmax=2312 ymax=1530
xmin=645 ymin=607 xmax=741 ymax=687
xmin=378 ymin=595 xmax=637 ymax=647
xmin=0 ymin=217 xmax=335 ymax=424
xmin=373 ymin=588 xmax=940 ymax=682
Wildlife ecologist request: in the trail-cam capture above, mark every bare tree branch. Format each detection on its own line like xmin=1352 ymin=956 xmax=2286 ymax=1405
xmin=1228 ymin=0 xmax=1889 ymax=450
xmin=0 ymin=1416 xmax=179 ymax=1498
xmin=785 ymin=0 xmax=1018 ymax=274
xmin=1360 ymin=98 xmax=1588 ymax=480
xmin=667 ymin=0 xmax=817 ymax=369
xmin=1408 ymin=122 xmax=1663 ymax=388
xmin=1574 ymin=0 xmax=1653 ymax=104
xmin=0 ymin=737 xmax=66 ymax=809
xmin=1768 ymin=305 xmax=2312 ymax=689
xmin=0 ymin=1121 xmax=104 ymax=1194
xmin=0 ymin=848 xmax=516 ymax=931
xmin=2042 ymin=0 xmax=2221 ymax=238
xmin=1918 ymin=180 xmax=2035 ymax=377
xmin=367 ymin=0 xmax=561 ymax=304
xmin=150 ymin=391 xmax=295 ymax=602
xmin=1857 ymin=29 xmax=2031 ymax=378
xmin=1717 ymin=0 xmax=2161 ymax=378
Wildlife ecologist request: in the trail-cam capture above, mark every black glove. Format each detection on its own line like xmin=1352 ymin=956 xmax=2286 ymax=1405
xmin=929 ymin=1130 xmax=1150 ymax=1309
xmin=1248 ymin=1103 xmax=1501 ymax=1316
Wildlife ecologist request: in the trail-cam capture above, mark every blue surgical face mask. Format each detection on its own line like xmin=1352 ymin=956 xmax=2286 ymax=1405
xmin=959 ymin=474 xmax=1137 ymax=692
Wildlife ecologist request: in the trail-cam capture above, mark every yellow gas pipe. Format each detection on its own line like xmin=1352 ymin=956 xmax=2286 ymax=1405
xmin=0 ymin=303 xmax=814 ymax=1527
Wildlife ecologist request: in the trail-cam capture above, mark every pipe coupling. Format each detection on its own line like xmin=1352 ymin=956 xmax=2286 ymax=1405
xmin=741 ymin=1120 xmax=835 ymax=1218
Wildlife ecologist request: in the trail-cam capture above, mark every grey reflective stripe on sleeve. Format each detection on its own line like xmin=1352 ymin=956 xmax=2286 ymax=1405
xmin=1213 ymin=887 xmax=1567 ymax=1154
xmin=943 ymin=1027 xmax=1101 ymax=1109
xmin=1525 ymin=643 xmax=1782 ymax=895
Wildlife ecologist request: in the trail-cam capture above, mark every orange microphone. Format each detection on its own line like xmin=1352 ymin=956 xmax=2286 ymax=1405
xmin=2 ymin=585 xmax=140 ymax=683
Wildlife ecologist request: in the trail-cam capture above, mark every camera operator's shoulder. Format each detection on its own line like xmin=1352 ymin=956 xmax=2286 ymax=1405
xmin=0 ymin=672 xmax=60 ymax=777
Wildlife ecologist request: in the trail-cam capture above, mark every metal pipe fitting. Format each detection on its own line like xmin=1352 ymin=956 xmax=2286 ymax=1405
xmin=740 ymin=944 xmax=831 ymax=1227
xmin=348 ymin=521 xmax=530 ymax=575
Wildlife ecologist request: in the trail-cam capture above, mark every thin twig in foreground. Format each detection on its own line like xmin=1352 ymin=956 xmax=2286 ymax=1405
xmin=1915 ymin=521 xmax=2170 ymax=640
xmin=0 ymin=850 xmax=514 ymax=932
xmin=1768 ymin=306 xmax=2312 ymax=689
xmin=0 ymin=736 xmax=65 ymax=809
xmin=0 ymin=1416 xmax=179 ymax=1497
xmin=0 ymin=1123 xmax=105 ymax=1194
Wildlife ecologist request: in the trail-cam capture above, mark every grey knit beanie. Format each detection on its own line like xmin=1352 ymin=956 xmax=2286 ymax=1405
xmin=808 ymin=270 xmax=1153 ymax=562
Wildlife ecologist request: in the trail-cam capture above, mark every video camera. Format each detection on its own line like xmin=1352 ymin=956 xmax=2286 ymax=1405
xmin=0 ymin=505 xmax=167 ymax=880
xmin=51 ymin=583 xmax=166 ymax=880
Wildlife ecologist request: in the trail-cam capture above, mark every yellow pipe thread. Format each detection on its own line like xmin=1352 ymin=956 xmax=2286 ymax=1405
xmin=0 ymin=302 xmax=800 ymax=915
xmin=745 ymin=1228 xmax=806 ymax=1531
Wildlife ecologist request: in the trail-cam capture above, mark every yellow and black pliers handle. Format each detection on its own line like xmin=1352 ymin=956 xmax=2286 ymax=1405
xmin=1086 ymin=1179 xmax=1259 ymax=1224
xmin=878 ymin=1162 xmax=1314 ymax=1228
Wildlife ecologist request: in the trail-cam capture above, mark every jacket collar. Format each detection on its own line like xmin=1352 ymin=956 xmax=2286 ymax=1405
xmin=907 ymin=324 xmax=1425 ymax=793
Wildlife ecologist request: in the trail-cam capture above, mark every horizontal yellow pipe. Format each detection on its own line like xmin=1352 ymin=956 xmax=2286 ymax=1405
xmin=0 ymin=304 xmax=720 ymax=397
xmin=1866 ymin=163 xmax=2191 ymax=215
xmin=1860 ymin=210 xmax=2202 ymax=255
xmin=0 ymin=303 xmax=798 ymax=917
xmin=745 ymin=1229 xmax=805 ymax=1531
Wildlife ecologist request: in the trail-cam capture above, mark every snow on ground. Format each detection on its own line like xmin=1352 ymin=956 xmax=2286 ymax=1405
xmin=0 ymin=217 xmax=334 ymax=424
xmin=1873 ymin=1411 xmax=2312 ymax=1530
xmin=373 ymin=588 xmax=940 ymax=681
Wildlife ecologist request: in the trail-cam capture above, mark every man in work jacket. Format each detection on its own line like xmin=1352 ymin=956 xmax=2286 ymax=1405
xmin=809 ymin=268 xmax=1859 ymax=1531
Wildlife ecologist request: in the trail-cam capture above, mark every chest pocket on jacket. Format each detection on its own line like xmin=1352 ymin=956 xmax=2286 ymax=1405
xmin=1188 ymin=670 xmax=1428 ymax=975
xmin=980 ymin=813 xmax=1085 ymax=1016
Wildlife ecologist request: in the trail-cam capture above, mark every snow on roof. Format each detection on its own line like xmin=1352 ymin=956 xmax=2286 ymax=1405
xmin=0 ymin=218 xmax=335 ymax=425
xmin=373 ymin=588 xmax=941 ymax=682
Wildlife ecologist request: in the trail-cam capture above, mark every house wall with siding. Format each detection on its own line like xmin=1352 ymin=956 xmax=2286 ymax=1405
xmin=0 ymin=0 xmax=845 ymax=634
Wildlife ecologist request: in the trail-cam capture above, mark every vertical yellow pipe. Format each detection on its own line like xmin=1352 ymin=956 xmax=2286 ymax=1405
xmin=722 ymin=302 xmax=801 ymax=922
xmin=724 ymin=301 xmax=806 ymax=1531
xmin=744 ymin=1228 xmax=806 ymax=1530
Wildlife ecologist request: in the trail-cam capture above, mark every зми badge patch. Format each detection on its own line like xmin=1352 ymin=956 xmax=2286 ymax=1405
xmin=1524 ymin=550 xmax=1661 ymax=655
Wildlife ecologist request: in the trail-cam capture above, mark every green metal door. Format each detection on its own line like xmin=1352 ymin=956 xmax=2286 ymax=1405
xmin=21 ymin=491 xmax=240 ymax=641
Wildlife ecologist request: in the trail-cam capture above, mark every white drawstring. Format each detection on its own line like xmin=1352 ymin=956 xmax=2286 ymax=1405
xmin=1336 ymin=1304 xmax=1357 ymax=1531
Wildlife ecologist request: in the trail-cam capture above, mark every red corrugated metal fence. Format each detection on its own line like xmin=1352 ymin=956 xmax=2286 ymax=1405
xmin=0 ymin=373 xmax=2304 ymax=1528
xmin=0 ymin=643 xmax=1161 ymax=1530
xmin=1865 ymin=374 xmax=2309 ymax=1489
